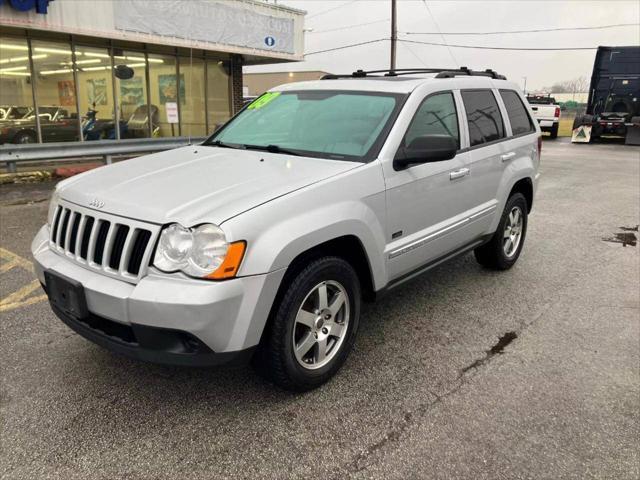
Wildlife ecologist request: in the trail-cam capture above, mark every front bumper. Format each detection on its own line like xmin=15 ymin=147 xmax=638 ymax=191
xmin=32 ymin=225 xmax=285 ymax=365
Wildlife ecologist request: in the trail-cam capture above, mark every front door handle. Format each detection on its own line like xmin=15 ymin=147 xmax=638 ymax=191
xmin=501 ymin=152 xmax=516 ymax=162
xmin=450 ymin=167 xmax=470 ymax=180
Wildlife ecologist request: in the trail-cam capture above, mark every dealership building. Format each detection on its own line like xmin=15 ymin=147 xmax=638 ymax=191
xmin=0 ymin=0 xmax=305 ymax=143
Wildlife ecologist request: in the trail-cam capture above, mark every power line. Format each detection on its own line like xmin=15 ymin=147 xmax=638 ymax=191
xmin=420 ymin=0 xmax=459 ymax=66
xmin=306 ymin=0 xmax=357 ymax=20
xmin=304 ymin=36 xmax=604 ymax=57
xmin=308 ymin=18 xmax=389 ymax=34
xmin=305 ymin=38 xmax=388 ymax=56
xmin=399 ymin=38 xmax=599 ymax=51
xmin=399 ymin=41 xmax=428 ymax=67
xmin=401 ymin=23 xmax=640 ymax=36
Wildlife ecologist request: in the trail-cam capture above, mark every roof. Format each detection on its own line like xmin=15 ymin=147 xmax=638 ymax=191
xmin=274 ymin=74 xmax=513 ymax=94
xmin=271 ymin=67 xmax=511 ymax=94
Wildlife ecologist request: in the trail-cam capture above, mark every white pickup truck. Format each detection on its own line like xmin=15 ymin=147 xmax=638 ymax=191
xmin=526 ymin=94 xmax=561 ymax=139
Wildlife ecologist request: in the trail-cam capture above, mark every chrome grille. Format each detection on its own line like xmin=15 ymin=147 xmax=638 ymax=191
xmin=49 ymin=201 xmax=159 ymax=283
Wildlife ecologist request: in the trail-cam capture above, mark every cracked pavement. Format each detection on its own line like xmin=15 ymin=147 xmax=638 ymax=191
xmin=1 ymin=138 xmax=638 ymax=479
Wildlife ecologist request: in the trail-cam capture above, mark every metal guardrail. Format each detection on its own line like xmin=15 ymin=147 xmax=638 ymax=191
xmin=0 ymin=136 xmax=207 ymax=173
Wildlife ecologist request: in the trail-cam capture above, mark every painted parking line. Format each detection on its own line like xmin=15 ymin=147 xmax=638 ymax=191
xmin=0 ymin=247 xmax=47 ymax=313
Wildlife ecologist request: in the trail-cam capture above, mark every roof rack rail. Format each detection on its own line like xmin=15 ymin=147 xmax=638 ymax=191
xmin=320 ymin=67 xmax=506 ymax=80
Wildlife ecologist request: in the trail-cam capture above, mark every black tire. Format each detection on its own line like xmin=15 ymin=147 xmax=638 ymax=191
xmin=256 ymin=256 xmax=361 ymax=391
xmin=572 ymin=114 xmax=593 ymax=130
xmin=13 ymin=131 xmax=36 ymax=144
xmin=474 ymin=193 xmax=528 ymax=270
xmin=549 ymin=123 xmax=559 ymax=139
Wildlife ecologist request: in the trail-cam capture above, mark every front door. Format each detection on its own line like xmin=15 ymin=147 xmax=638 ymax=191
xmin=382 ymin=91 xmax=474 ymax=281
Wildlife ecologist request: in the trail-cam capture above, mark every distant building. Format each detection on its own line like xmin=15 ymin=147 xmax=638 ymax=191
xmin=243 ymin=71 xmax=331 ymax=96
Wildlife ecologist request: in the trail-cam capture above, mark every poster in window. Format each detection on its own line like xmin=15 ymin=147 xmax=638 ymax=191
xmin=158 ymin=74 xmax=185 ymax=104
xmin=58 ymin=80 xmax=76 ymax=106
xmin=86 ymin=78 xmax=107 ymax=106
xmin=120 ymin=77 xmax=144 ymax=106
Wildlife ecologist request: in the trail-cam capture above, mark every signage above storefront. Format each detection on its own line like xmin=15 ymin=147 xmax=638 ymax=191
xmin=114 ymin=0 xmax=295 ymax=55
xmin=0 ymin=0 xmax=53 ymax=14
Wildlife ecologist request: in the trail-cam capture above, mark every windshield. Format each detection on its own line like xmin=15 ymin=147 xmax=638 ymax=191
xmin=205 ymin=90 xmax=405 ymax=161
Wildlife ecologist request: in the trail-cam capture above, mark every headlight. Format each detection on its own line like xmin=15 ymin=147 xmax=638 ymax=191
xmin=153 ymin=223 xmax=245 ymax=279
xmin=47 ymin=189 xmax=60 ymax=225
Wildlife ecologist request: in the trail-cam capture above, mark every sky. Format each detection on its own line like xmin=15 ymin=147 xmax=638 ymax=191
xmin=247 ymin=0 xmax=640 ymax=91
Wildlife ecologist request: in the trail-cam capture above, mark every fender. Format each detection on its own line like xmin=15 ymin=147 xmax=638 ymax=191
xmin=221 ymin=163 xmax=389 ymax=290
xmin=491 ymin=154 xmax=535 ymax=233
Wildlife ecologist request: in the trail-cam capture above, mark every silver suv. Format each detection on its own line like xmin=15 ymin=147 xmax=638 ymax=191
xmin=32 ymin=68 xmax=541 ymax=391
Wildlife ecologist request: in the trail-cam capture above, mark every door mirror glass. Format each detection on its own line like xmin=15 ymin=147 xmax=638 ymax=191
xmin=394 ymin=134 xmax=457 ymax=169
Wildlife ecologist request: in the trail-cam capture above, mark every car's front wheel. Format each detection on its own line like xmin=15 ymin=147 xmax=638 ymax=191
xmin=257 ymin=256 xmax=361 ymax=391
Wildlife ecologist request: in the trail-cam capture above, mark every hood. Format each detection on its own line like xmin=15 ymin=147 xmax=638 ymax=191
xmin=58 ymin=146 xmax=360 ymax=226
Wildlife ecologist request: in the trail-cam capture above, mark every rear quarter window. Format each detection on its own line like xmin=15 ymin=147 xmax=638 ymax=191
xmin=500 ymin=90 xmax=535 ymax=136
xmin=461 ymin=90 xmax=505 ymax=147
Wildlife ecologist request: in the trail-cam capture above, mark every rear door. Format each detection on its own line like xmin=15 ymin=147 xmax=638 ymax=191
xmin=459 ymin=89 xmax=508 ymax=236
xmin=497 ymin=89 xmax=538 ymax=202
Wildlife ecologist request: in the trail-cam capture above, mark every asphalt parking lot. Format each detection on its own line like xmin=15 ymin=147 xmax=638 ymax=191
xmin=1 ymin=138 xmax=638 ymax=479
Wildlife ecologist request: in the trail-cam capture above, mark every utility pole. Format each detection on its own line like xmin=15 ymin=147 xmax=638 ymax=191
xmin=522 ymin=76 xmax=527 ymax=95
xmin=390 ymin=0 xmax=397 ymax=71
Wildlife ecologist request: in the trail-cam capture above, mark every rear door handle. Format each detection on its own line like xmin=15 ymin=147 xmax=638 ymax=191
xmin=501 ymin=152 xmax=516 ymax=162
xmin=449 ymin=167 xmax=470 ymax=180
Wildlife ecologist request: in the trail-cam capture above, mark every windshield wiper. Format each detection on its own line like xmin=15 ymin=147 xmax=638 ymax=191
xmin=206 ymin=140 xmax=243 ymax=149
xmin=243 ymin=144 xmax=303 ymax=156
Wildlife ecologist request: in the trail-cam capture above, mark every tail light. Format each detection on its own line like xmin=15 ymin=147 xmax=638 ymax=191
xmin=554 ymin=107 xmax=560 ymax=118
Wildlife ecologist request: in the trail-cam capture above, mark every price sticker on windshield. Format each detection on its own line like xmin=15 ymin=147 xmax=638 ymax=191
xmin=248 ymin=92 xmax=280 ymax=110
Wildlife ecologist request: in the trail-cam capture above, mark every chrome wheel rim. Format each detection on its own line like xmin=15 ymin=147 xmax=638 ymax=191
xmin=503 ymin=206 xmax=524 ymax=258
xmin=292 ymin=280 xmax=350 ymax=370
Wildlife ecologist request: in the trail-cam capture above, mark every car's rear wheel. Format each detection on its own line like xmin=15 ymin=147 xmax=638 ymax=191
xmin=474 ymin=193 xmax=528 ymax=270
xmin=549 ymin=123 xmax=559 ymax=139
xmin=256 ymin=256 xmax=361 ymax=391
xmin=14 ymin=131 xmax=36 ymax=144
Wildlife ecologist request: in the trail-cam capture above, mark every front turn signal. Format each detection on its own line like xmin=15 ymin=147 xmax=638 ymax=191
xmin=206 ymin=241 xmax=246 ymax=280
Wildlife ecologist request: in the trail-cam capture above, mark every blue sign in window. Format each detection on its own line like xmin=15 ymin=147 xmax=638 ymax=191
xmin=0 ymin=0 xmax=53 ymax=14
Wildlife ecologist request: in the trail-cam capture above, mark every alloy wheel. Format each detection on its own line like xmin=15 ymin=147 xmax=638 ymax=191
xmin=503 ymin=206 xmax=524 ymax=258
xmin=292 ymin=280 xmax=350 ymax=370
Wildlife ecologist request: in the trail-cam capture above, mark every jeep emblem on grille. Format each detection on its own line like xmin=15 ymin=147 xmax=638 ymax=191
xmin=89 ymin=198 xmax=104 ymax=209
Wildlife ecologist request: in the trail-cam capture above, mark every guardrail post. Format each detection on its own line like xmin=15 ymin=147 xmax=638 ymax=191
xmin=104 ymin=155 xmax=112 ymax=165
xmin=7 ymin=161 xmax=17 ymax=174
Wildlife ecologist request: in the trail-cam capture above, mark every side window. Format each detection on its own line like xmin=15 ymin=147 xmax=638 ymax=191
xmin=461 ymin=90 xmax=505 ymax=147
xmin=500 ymin=90 xmax=534 ymax=136
xmin=404 ymin=92 xmax=459 ymax=148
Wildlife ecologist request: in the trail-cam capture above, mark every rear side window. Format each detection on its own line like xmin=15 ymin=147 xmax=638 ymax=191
xmin=404 ymin=92 xmax=459 ymax=148
xmin=461 ymin=90 xmax=505 ymax=147
xmin=500 ymin=90 xmax=535 ymax=135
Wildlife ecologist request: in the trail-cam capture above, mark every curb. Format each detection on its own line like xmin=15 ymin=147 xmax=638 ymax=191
xmin=0 ymin=164 xmax=100 ymax=185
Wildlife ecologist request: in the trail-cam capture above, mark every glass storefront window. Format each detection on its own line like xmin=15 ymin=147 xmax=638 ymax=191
xmin=31 ymin=40 xmax=79 ymax=143
xmin=114 ymin=50 xmax=150 ymax=138
xmin=206 ymin=60 xmax=231 ymax=133
xmin=0 ymin=36 xmax=35 ymax=144
xmin=148 ymin=53 xmax=179 ymax=137
xmin=75 ymin=45 xmax=117 ymax=140
xmin=179 ymin=56 xmax=206 ymax=137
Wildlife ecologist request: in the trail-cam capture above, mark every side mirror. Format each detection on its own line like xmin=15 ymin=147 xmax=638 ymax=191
xmin=394 ymin=134 xmax=457 ymax=170
xmin=114 ymin=65 xmax=135 ymax=80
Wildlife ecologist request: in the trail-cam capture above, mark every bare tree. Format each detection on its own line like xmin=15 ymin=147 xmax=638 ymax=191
xmin=544 ymin=76 xmax=589 ymax=94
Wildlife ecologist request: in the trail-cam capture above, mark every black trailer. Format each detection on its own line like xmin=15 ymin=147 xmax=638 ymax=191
xmin=572 ymin=46 xmax=640 ymax=145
